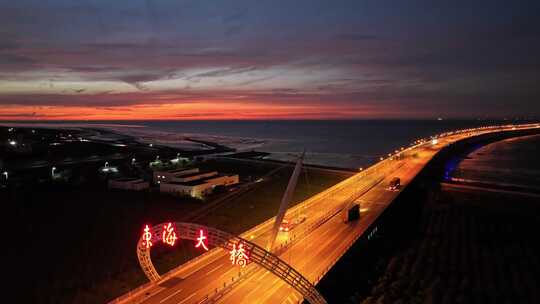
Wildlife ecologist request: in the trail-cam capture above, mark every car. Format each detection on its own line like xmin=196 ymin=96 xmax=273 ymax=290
xmin=388 ymin=177 xmax=401 ymax=191
xmin=279 ymin=215 xmax=307 ymax=232
xmin=279 ymin=219 xmax=291 ymax=232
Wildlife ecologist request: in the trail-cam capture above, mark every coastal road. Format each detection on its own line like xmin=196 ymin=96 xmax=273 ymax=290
xmin=114 ymin=124 xmax=540 ymax=304
xmin=122 ymin=149 xmax=403 ymax=304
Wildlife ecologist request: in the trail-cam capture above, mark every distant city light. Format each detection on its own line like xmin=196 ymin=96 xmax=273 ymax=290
xmin=431 ymin=139 xmax=438 ymax=145
xmin=8 ymin=140 xmax=16 ymax=146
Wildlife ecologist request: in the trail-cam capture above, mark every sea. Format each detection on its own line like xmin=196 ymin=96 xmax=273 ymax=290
xmin=0 ymin=120 xmax=524 ymax=169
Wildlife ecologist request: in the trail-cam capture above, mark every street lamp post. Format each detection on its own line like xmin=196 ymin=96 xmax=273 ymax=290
xmin=51 ymin=166 xmax=56 ymax=178
xmin=2 ymin=171 xmax=7 ymax=181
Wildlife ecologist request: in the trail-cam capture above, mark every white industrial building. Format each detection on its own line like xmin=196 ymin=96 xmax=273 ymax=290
xmin=153 ymin=168 xmax=200 ymax=184
xmin=159 ymin=173 xmax=239 ymax=199
xmin=109 ymin=178 xmax=150 ymax=191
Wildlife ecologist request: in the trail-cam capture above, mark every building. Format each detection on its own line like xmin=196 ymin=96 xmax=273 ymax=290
xmin=160 ymin=174 xmax=239 ymax=199
xmin=153 ymin=168 xmax=199 ymax=184
xmin=109 ymin=178 xmax=150 ymax=191
xmin=171 ymin=170 xmax=218 ymax=183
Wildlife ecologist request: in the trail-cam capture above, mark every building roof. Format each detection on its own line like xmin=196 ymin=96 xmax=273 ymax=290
xmin=164 ymin=174 xmax=232 ymax=186
xmin=176 ymin=170 xmax=216 ymax=179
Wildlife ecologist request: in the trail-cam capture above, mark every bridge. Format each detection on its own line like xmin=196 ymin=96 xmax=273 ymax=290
xmin=110 ymin=123 xmax=540 ymax=304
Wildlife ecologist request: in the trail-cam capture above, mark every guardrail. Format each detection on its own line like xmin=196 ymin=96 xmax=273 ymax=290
xmin=108 ymin=148 xmax=404 ymax=304
xmin=110 ymin=123 xmax=540 ymax=303
xmin=193 ymin=161 xmax=405 ymax=303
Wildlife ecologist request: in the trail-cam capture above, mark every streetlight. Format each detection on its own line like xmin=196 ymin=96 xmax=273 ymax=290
xmin=2 ymin=171 xmax=7 ymax=181
xmin=131 ymin=158 xmax=136 ymax=165
xmin=51 ymin=166 xmax=56 ymax=178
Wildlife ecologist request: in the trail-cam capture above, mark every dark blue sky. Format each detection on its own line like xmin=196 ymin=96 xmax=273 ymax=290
xmin=1 ymin=0 xmax=539 ymax=119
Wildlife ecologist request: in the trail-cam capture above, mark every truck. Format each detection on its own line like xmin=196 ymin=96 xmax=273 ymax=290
xmin=343 ymin=203 xmax=360 ymax=222
xmin=388 ymin=177 xmax=400 ymax=190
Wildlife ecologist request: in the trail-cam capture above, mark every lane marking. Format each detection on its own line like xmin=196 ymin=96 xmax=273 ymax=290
xmin=159 ymin=289 xmax=183 ymax=303
xmin=258 ymin=271 xmax=270 ymax=281
xmin=177 ymin=292 xmax=197 ymax=304
xmin=205 ymin=263 xmax=224 ymax=276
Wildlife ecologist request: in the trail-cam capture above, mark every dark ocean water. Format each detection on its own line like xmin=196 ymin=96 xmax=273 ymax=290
xmin=453 ymin=134 xmax=540 ymax=187
xmin=136 ymin=120 xmax=500 ymax=167
xmin=3 ymin=119 xmax=519 ymax=169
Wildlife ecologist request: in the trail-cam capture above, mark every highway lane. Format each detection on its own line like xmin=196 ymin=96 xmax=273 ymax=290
xmin=133 ymin=158 xmax=410 ymax=304
xmin=126 ymin=140 xmax=437 ymax=304
xmin=130 ymin=159 xmax=401 ymax=304
xmin=218 ymin=156 xmax=425 ymax=304
xmin=115 ymin=124 xmax=540 ymax=304
xmin=216 ymin=136 xmax=456 ymax=303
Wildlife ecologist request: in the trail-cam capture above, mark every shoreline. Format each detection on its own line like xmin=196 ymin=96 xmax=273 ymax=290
xmin=0 ymin=124 xmax=359 ymax=173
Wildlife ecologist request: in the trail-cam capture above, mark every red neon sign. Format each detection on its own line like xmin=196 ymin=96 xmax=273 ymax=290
xmin=142 ymin=224 xmax=153 ymax=248
xmin=229 ymin=242 xmax=249 ymax=268
xmin=195 ymin=229 xmax=209 ymax=251
xmin=162 ymin=222 xmax=178 ymax=246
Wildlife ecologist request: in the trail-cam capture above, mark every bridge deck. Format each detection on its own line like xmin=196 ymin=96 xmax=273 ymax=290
xmin=112 ymin=124 xmax=540 ymax=304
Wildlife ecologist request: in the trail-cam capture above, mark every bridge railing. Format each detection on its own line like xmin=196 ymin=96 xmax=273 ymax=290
xmin=110 ymin=123 xmax=540 ymax=303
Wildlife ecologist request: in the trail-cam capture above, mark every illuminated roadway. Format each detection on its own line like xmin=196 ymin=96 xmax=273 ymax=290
xmin=111 ymin=124 xmax=540 ymax=304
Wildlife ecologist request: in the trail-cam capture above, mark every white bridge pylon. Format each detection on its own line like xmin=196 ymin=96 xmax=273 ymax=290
xmin=137 ymin=222 xmax=327 ymax=304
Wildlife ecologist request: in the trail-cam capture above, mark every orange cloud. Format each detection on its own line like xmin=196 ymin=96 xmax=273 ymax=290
xmin=0 ymin=102 xmax=398 ymax=120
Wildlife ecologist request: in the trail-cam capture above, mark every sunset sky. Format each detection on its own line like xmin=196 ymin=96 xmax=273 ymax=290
xmin=1 ymin=0 xmax=539 ymax=120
